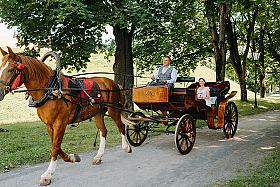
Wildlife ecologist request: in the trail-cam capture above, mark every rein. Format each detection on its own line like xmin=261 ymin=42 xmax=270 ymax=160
xmin=11 ymin=84 xmax=147 ymax=94
xmin=71 ymin=72 xmax=150 ymax=79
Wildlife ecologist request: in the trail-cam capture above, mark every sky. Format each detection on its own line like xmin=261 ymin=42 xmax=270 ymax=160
xmin=0 ymin=23 xmax=114 ymax=42
xmin=0 ymin=23 xmax=16 ymax=38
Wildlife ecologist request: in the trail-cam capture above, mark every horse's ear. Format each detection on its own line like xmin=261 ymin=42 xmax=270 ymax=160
xmin=0 ymin=47 xmax=8 ymax=56
xmin=7 ymin=46 xmax=16 ymax=59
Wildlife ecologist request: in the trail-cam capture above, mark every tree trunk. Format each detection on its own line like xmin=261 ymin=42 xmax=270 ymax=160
xmin=218 ymin=3 xmax=227 ymax=82
xmin=258 ymin=25 xmax=266 ymax=98
xmin=259 ymin=73 xmax=266 ymax=98
xmin=207 ymin=3 xmax=227 ymax=82
xmin=226 ymin=18 xmax=248 ymax=101
xmin=226 ymin=6 xmax=258 ymax=101
xmin=113 ymin=25 xmax=135 ymax=111
xmin=267 ymin=31 xmax=280 ymax=63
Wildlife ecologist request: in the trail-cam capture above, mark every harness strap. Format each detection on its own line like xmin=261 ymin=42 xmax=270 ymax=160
xmin=29 ymin=70 xmax=58 ymax=108
xmin=60 ymin=93 xmax=86 ymax=124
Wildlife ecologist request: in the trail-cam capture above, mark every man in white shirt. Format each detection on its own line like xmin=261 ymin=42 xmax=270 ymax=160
xmin=150 ymin=56 xmax=177 ymax=90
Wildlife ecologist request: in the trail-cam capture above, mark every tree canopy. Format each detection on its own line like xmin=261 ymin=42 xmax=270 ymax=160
xmin=133 ymin=1 xmax=212 ymax=76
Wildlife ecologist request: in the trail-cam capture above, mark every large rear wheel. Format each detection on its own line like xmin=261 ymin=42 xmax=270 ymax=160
xmin=126 ymin=112 xmax=148 ymax=147
xmin=175 ymin=114 xmax=196 ymax=155
xmin=223 ymin=101 xmax=238 ymax=138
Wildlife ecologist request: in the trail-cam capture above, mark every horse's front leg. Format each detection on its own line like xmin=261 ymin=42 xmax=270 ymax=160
xmin=38 ymin=122 xmax=80 ymax=186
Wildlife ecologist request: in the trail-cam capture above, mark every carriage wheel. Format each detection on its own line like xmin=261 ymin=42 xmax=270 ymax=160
xmin=223 ymin=101 xmax=238 ymax=138
xmin=126 ymin=112 xmax=148 ymax=147
xmin=175 ymin=114 xmax=196 ymax=155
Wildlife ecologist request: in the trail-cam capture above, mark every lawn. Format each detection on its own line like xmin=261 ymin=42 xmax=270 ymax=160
xmin=0 ymin=118 xmax=121 ymax=171
xmin=222 ymin=146 xmax=280 ymax=187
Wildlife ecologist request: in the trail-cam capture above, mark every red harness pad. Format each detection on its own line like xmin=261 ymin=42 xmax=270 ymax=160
xmin=64 ymin=77 xmax=102 ymax=102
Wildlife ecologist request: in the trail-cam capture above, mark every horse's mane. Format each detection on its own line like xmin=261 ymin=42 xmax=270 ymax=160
xmin=18 ymin=54 xmax=54 ymax=80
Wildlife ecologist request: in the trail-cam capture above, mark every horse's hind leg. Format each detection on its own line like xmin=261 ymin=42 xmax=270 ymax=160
xmin=92 ymin=112 xmax=107 ymax=165
xmin=109 ymin=108 xmax=132 ymax=153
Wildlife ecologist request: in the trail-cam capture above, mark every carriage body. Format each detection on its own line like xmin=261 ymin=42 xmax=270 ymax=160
xmin=126 ymin=77 xmax=238 ymax=154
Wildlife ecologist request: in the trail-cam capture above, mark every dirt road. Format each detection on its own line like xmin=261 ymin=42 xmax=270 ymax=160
xmin=1 ymin=110 xmax=279 ymax=187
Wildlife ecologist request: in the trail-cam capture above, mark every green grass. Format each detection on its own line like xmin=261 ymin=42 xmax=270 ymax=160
xmin=0 ymin=118 xmax=121 ymax=171
xmin=234 ymin=95 xmax=280 ymax=117
xmin=222 ymin=146 xmax=280 ymax=187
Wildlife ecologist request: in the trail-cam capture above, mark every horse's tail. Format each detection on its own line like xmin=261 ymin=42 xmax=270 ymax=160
xmin=118 ymin=84 xmax=134 ymax=127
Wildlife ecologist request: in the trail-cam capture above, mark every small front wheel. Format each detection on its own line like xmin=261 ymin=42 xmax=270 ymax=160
xmin=175 ymin=114 xmax=196 ymax=155
xmin=126 ymin=112 xmax=148 ymax=147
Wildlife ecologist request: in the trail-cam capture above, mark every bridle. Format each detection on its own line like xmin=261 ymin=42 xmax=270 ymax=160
xmin=0 ymin=55 xmax=25 ymax=91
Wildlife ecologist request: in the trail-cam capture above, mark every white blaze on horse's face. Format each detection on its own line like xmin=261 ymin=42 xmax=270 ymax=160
xmin=0 ymin=61 xmax=9 ymax=79
xmin=0 ymin=61 xmax=10 ymax=101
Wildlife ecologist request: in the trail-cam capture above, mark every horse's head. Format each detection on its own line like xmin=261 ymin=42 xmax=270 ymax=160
xmin=0 ymin=47 xmax=25 ymax=101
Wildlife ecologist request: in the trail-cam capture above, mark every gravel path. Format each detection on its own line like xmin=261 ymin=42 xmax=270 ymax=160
xmin=1 ymin=110 xmax=279 ymax=187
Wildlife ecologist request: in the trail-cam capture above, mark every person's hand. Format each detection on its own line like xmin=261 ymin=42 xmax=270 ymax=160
xmin=162 ymin=80 xmax=167 ymax=84
xmin=151 ymin=77 xmax=155 ymax=81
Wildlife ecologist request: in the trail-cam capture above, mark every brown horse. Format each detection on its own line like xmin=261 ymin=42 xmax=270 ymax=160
xmin=0 ymin=47 xmax=133 ymax=186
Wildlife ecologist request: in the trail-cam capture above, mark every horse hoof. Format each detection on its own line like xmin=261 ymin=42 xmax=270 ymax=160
xmin=74 ymin=154 xmax=81 ymax=162
xmin=38 ymin=178 xmax=51 ymax=186
xmin=127 ymin=146 xmax=132 ymax=153
xmin=92 ymin=159 xmax=102 ymax=165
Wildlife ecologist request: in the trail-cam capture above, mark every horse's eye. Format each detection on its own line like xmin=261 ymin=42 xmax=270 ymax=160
xmin=7 ymin=69 xmax=14 ymax=73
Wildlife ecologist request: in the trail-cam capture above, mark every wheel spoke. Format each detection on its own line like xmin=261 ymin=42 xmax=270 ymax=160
xmin=186 ymin=136 xmax=192 ymax=145
xmin=135 ymin=132 xmax=139 ymax=143
xmin=132 ymin=132 xmax=137 ymax=141
xmin=179 ymin=137 xmax=185 ymax=149
xmin=138 ymin=132 xmax=142 ymax=142
xmin=129 ymin=131 xmax=135 ymax=137
xmin=178 ymin=136 xmax=183 ymax=142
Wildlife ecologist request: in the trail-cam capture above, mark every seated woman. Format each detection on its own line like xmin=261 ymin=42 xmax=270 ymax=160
xmin=197 ymin=78 xmax=211 ymax=107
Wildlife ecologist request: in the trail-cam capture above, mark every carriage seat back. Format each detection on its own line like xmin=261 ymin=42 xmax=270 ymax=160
xmin=176 ymin=77 xmax=195 ymax=82
xmin=207 ymin=81 xmax=230 ymax=98
xmin=188 ymin=81 xmax=230 ymax=98
xmin=188 ymin=81 xmax=230 ymax=106
xmin=172 ymin=77 xmax=195 ymax=92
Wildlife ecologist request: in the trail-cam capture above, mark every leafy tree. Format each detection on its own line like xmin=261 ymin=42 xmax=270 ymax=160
xmin=256 ymin=0 xmax=280 ymax=97
xmin=0 ymin=0 xmax=180 ymax=110
xmin=133 ymin=1 xmax=212 ymax=77
xmin=223 ymin=0 xmax=259 ymax=101
xmin=105 ymin=0 xmax=177 ymax=109
xmin=0 ymin=0 xmax=105 ymax=71
xmin=203 ymin=0 xmax=279 ymax=101
xmin=204 ymin=0 xmax=229 ymax=82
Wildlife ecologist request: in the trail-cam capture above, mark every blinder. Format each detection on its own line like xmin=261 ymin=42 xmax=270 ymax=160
xmin=0 ymin=55 xmax=25 ymax=91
